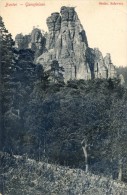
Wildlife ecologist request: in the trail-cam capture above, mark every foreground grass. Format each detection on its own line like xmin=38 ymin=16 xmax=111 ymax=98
xmin=0 ymin=152 xmax=127 ymax=195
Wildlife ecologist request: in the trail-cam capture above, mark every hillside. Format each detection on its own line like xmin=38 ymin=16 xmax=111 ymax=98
xmin=0 ymin=152 xmax=127 ymax=195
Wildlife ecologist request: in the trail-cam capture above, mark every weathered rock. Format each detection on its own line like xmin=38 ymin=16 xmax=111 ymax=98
xmin=47 ymin=16 xmax=55 ymax=31
xmin=15 ymin=28 xmax=46 ymax=59
xmin=60 ymin=6 xmax=69 ymax=22
xmin=54 ymin=15 xmax=61 ymax=31
xmin=94 ymin=48 xmax=107 ymax=79
xmin=37 ymin=6 xmax=90 ymax=82
xmin=31 ymin=28 xmax=42 ymax=44
xmin=86 ymin=48 xmax=117 ymax=80
xmin=104 ymin=53 xmax=117 ymax=78
xmin=30 ymin=28 xmax=46 ymax=59
xmin=14 ymin=6 xmax=116 ymax=82
xmin=68 ymin=7 xmax=75 ymax=21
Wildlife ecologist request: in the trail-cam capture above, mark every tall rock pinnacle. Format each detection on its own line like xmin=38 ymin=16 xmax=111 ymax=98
xmin=37 ymin=6 xmax=117 ymax=81
xmin=37 ymin=6 xmax=91 ymax=81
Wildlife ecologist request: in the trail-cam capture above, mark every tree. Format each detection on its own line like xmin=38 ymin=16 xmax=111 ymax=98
xmin=47 ymin=60 xmax=64 ymax=83
xmin=109 ymin=98 xmax=127 ymax=181
xmin=3 ymin=48 xmax=39 ymax=153
xmin=0 ymin=16 xmax=14 ymax=78
xmin=81 ymin=137 xmax=89 ymax=172
xmin=0 ymin=16 xmax=15 ymax=149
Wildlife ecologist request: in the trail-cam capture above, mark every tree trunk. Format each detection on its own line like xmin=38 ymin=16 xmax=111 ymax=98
xmin=82 ymin=144 xmax=89 ymax=173
xmin=118 ymin=159 xmax=122 ymax=181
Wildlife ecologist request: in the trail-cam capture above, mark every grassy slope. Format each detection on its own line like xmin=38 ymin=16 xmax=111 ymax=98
xmin=0 ymin=153 xmax=127 ymax=195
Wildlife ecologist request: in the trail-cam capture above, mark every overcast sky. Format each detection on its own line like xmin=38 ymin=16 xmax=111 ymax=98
xmin=0 ymin=0 xmax=127 ymax=66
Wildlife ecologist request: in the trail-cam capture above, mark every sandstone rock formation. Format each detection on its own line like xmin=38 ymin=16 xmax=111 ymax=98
xmin=37 ymin=6 xmax=90 ymax=81
xmin=104 ymin=53 xmax=117 ymax=79
xmin=93 ymin=48 xmax=107 ymax=79
xmin=85 ymin=47 xmax=108 ymax=79
xmin=36 ymin=6 xmax=117 ymax=82
xmin=15 ymin=6 xmax=117 ymax=82
xmin=15 ymin=28 xmax=46 ymax=59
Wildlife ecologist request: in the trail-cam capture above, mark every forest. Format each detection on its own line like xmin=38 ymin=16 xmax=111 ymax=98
xmin=0 ymin=14 xmax=127 ymax=188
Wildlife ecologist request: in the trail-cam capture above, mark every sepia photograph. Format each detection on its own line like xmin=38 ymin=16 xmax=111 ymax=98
xmin=0 ymin=0 xmax=127 ymax=194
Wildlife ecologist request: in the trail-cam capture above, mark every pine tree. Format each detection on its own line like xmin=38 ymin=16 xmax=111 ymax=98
xmin=0 ymin=16 xmax=15 ymax=149
xmin=0 ymin=16 xmax=14 ymax=77
xmin=47 ymin=60 xmax=64 ymax=83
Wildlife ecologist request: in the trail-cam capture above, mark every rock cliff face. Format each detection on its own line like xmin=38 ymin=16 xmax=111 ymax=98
xmin=36 ymin=6 xmax=116 ymax=82
xmin=104 ymin=53 xmax=117 ymax=79
xmin=15 ymin=6 xmax=117 ymax=82
xmin=85 ymin=47 xmax=108 ymax=79
xmin=93 ymin=48 xmax=107 ymax=79
xmin=15 ymin=28 xmax=46 ymax=59
xmin=37 ymin=6 xmax=91 ymax=81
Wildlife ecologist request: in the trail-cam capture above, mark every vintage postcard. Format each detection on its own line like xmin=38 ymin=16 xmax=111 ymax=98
xmin=0 ymin=0 xmax=127 ymax=194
